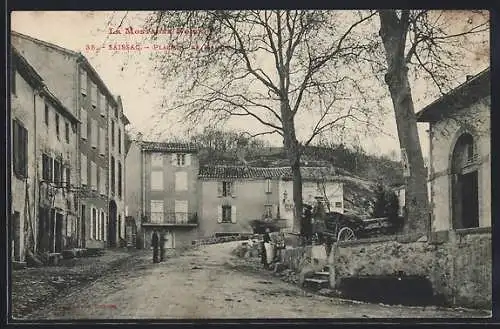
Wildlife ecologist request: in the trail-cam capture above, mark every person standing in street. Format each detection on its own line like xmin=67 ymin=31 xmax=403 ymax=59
xmin=160 ymin=232 xmax=167 ymax=262
xmin=152 ymin=230 xmax=159 ymax=263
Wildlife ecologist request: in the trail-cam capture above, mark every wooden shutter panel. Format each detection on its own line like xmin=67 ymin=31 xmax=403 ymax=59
xmin=231 ymin=181 xmax=236 ymax=198
xmin=185 ymin=154 xmax=191 ymax=166
xmin=171 ymin=154 xmax=177 ymax=167
xmin=217 ymin=182 xmax=222 ymax=197
xmin=217 ymin=206 xmax=222 ymax=223
xmin=231 ymin=206 xmax=237 ymax=223
xmin=272 ymin=204 xmax=278 ymax=218
xmin=12 ymin=121 xmax=19 ymax=174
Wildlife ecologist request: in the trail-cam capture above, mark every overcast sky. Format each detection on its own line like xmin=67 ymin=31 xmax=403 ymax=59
xmin=11 ymin=11 xmax=489 ymax=161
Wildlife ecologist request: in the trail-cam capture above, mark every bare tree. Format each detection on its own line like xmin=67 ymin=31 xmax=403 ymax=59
xmin=377 ymin=10 xmax=489 ymax=235
xmin=144 ymin=10 xmax=378 ymax=232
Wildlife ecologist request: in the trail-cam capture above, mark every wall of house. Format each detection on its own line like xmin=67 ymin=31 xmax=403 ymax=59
xmin=10 ymin=70 xmax=37 ymax=262
xmin=124 ymin=142 xmax=142 ymax=227
xmin=107 ymin=101 xmax=127 ymax=242
xmin=429 ymin=96 xmax=491 ymax=231
xmin=36 ymin=91 xmax=79 ymax=251
xmin=12 ymin=34 xmax=78 ymax=116
xmin=144 ymin=151 xmax=199 ymax=220
xmin=198 ymin=178 xmax=280 ymax=237
xmin=278 ymin=180 xmax=344 ymax=231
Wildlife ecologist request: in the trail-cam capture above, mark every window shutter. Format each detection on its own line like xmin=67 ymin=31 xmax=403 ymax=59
xmin=100 ymin=93 xmax=106 ymax=117
xmin=91 ymin=120 xmax=97 ymax=148
xmin=90 ymin=207 xmax=94 ymax=239
xmin=185 ymin=154 xmax=191 ymax=166
xmin=217 ymin=206 xmax=222 ymax=223
xmin=12 ymin=121 xmax=19 ymax=174
xmin=80 ymin=71 xmax=87 ymax=95
xmin=99 ymin=127 xmax=105 ymax=155
xmin=231 ymin=206 xmax=237 ymax=223
xmin=217 ymin=182 xmax=222 ymax=197
xmin=81 ymin=109 xmax=87 ymax=140
xmin=171 ymin=154 xmax=177 ymax=167
xmin=104 ymin=213 xmax=107 ymax=241
xmin=272 ymin=204 xmax=278 ymax=218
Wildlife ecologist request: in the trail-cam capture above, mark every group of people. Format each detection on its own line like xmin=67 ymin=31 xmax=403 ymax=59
xmin=151 ymin=230 xmax=168 ymax=263
xmin=260 ymin=228 xmax=286 ymax=269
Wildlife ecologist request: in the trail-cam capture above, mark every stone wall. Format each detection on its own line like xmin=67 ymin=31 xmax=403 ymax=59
xmin=278 ymin=230 xmax=491 ymax=309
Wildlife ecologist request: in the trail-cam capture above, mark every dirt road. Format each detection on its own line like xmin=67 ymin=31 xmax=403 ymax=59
xmin=22 ymin=242 xmax=490 ymax=320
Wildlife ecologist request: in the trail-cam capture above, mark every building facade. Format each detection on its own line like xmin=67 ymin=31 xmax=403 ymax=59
xmin=416 ymin=68 xmax=490 ymax=233
xmin=198 ymin=166 xmax=289 ymax=237
xmin=198 ymin=166 xmax=345 ymax=236
xmin=11 ymin=48 xmax=80 ymax=261
xmin=12 ymin=31 xmax=129 ymax=249
xmin=126 ymin=141 xmax=200 ymax=249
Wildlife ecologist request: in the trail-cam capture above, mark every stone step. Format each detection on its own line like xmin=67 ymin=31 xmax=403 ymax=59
xmin=304 ymin=277 xmax=330 ymax=290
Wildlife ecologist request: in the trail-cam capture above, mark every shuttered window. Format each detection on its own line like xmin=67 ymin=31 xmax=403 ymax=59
xmin=81 ymin=154 xmax=87 ymax=185
xmin=81 ymin=109 xmax=87 ymax=140
xmin=99 ymin=127 xmax=105 ymax=155
xmin=80 ymin=70 xmax=87 ymax=95
xmin=90 ymin=161 xmax=97 ymax=191
xmin=12 ymin=120 xmax=28 ymax=178
xmin=175 ymin=171 xmax=187 ymax=191
xmin=151 ymin=171 xmax=164 ymax=190
xmin=150 ymin=200 xmax=164 ymax=223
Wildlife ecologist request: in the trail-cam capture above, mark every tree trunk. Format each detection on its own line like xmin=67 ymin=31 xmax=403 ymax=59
xmin=379 ymin=11 xmax=430 ymax=235
xmin=281 ymin=103 xmax=303 ymax=234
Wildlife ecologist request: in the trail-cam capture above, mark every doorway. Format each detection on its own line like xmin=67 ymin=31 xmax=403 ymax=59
xmin=108 ymin=200 xmax=117 ymax=247
xmin=451 ymin=133 xmax=479 ymax=229
xmin=55 ymin=213 xmax=64 ymax=252
xmin=460 ymin=171 xmax=479 ymax=228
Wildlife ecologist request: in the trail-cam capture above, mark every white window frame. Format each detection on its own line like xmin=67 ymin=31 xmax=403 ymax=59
xmin=91 ymin=82 xmax=97 ymax=108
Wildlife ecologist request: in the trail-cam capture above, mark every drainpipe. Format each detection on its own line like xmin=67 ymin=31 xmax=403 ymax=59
xmin=33 ymin=87 xmax=38 ymax=253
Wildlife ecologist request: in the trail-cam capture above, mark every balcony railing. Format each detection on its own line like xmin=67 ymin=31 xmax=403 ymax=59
xmin=142 ymin=212 xmax=198 ymax=225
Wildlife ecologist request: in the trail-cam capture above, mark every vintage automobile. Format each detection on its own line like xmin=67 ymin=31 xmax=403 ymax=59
xmin=312 ymin=211 xmax=403 ymax=244
xmin=312 ymin=211 xmax=364 ymax=243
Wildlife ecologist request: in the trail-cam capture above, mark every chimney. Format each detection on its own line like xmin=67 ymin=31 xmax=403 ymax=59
xmin=466 ymin=75 xmax=474 ymax=82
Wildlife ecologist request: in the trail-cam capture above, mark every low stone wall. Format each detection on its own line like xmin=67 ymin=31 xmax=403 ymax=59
xmin=277 ymin=229 xmax=491 ymax=309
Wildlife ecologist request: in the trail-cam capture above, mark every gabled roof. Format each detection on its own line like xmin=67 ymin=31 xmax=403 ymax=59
xmin=12 ymin=46 xmax=79 ymax=124
xmin=416 ymin=68 xmax=490 ymax=123
xmin=140 ymin=141 xmax=198 ymax=153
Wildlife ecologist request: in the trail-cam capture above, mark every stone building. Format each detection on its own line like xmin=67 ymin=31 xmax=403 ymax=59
xmin=11 ymin=47 xmax=80 ymax=261
xmin=12 ymin=31 xmax=130 ymax=249
xmin=198 ymin=166 xmax=289 ymax=237
xmin=198 ymin=165 xmax=345 ymax=236
xmin=125 ymin=141 xmax=200 ymax=249
xmin=416 ymin=67 xmax=491 ymax=233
